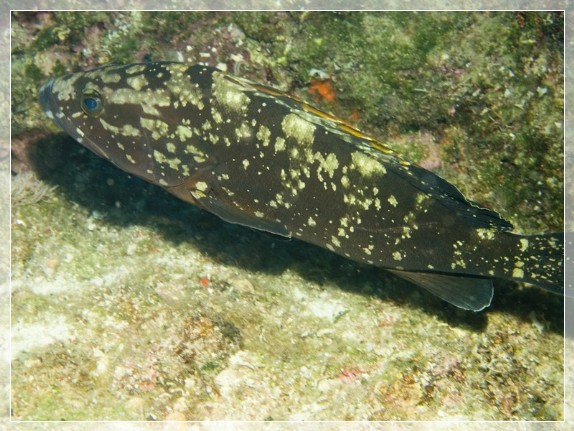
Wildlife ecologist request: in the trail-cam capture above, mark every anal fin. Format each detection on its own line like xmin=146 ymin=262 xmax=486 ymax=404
xmin=387 ymin=269 xmax=493 ymax=311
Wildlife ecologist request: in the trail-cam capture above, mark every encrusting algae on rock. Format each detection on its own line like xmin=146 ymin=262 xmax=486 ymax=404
xmin=39 ymin=62 xmax=564 ymax=311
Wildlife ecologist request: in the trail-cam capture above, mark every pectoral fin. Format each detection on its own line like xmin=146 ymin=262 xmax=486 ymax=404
xmin=387 ymin=269 xmax=493 ymax=311
xmin=164 ymin=166 xmax=291 ymax=237
xmin=197 ymin=192 xmax=291 ymax=237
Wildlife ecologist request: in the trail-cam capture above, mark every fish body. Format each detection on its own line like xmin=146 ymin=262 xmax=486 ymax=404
xmin=39 ymin=62 xmax=564 ymax=310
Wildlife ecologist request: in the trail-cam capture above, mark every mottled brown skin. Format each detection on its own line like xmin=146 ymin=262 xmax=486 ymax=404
xmin=39 ymin=62 xmax=564 ymax=311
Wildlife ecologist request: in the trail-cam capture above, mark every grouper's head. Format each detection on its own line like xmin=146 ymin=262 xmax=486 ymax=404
xmin=39 ymin=62 xmax=202 ymax=188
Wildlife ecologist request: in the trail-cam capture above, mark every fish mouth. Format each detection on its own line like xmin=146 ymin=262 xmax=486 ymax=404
xmin=38 ymin=78 xmax=72 ymax=136
xmin=38 ymin=78 xmax=58 ymax=124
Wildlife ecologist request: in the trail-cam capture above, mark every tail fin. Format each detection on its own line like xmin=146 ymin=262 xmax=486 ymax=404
xmin=387 ymin=232 xmax=563 ymax=311
xmin=508 ymin=232 xmax=563 ymax=294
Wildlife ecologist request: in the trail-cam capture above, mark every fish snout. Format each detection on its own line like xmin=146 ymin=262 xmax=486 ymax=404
xmin=38 ymin=78 xmax=58 ymax=122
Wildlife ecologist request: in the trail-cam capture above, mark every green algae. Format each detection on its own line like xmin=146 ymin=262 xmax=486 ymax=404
xmin=10 ymin=11 xmax=564 ymax=421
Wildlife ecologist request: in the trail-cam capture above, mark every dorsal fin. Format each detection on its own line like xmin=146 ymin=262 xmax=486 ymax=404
xmin=397 ymin=162 xmax=514 ymax=231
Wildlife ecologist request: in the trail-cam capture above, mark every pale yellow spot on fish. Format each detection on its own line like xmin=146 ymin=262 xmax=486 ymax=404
xmin=513 ymin=268 xmax=524 ymax=278
xmin=176 ymin=125 xmax=193 ymax=142
xmin=477 ymin=228 xmax=496 ymax=240
xmin=53 ymin=74 xmax=81 ymax=102
xmin=340 ymin=175 xmax=350 ymax=188
xmin=141 ymin=117 xmax=169 ymax=140
xmin=208 ymin=133 xmax=220 ymax=145
xmin=185 ymin=144 xmax=206 ymax=163
xmin=256 ymin=125 xmax=271 ymax=146
xmin=520 ymin=238 xmax=529 ymax=252
xmin=167 ymin=79 xmax=205 ymax=110
xmin=100 ymin=118 xmax=120 ymax=135
xmin=453 ymin=259 xmax=466 ymax=269
xmin=196 ymin=182 xmax=209 ymax=192
xmin=212 ymin=109 xmax=223 ymax=124
xmin=199 ymin=121 xmax=211 ymax=132
xmin=127 ymin=75 xmax=148 ymax=91
xmin=100 ymin=121 xmax=139 ymax=139
xmin=236 ymin=123 xmax=252 ymax=139
xmin=101 ymin=73 xmax=121 ymax=84
xmin=415 ymin=192 xmax=429 ymax=206
xmin=351 ymin=151 xmax=387 ymax=177
xmin=274 ymin=137 xmax=286 ymax=153
xmin=314 ymin=152 xmax=339 ymax=179
xmin=343 ymin=193 xmax=357 ymax=205
xmin=402 ymin=227 xmax=411 ymax=239
xmin=213 ymin=72 xmax=250 ymax=113
xmin=282 ymin=113 xmax=316 ymax=145
xmin=166 ymin=142 xmax=176 ymax=153
xmin=392 ymin=251 xmax=402 ymax=261
xmin=126 ymin=64 xmax=147 ymax=74
xmin=120 ymin=124 xmax=140 ymax=137
xmin=153 ymin=150 xmax=166 ymax=164
xmin=388 ymin=195 xmax=398 ymax=207
xmin=109 ymin=88 xmax=170 ymax=116
xmin=363 ymin=244 xmax=374 ymax=255
xmin=153 ymin=150 xmax=181 ymax=171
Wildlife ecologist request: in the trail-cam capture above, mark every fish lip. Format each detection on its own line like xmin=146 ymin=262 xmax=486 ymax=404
xmin=38 ymin=78 xmax=58 ymax=122
xmin=38 ymin=78 xmax=69 ymax=135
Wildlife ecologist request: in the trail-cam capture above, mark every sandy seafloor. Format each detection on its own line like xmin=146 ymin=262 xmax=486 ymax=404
xmin=2 ymin=1 xmax=574 ymax=430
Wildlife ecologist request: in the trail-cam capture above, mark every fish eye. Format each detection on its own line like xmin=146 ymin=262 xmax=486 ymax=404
xmin=80 ymin=90 xmax=103 ymax=117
